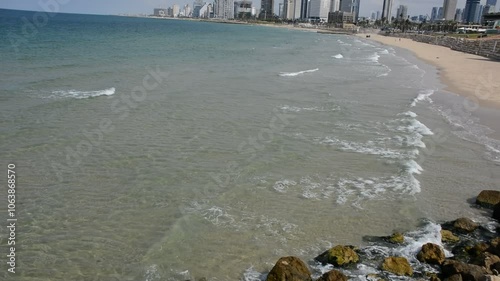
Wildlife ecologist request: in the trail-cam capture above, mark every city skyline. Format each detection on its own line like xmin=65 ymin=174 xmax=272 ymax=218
xmin=0 ymin=0 xmax=496 ymax=18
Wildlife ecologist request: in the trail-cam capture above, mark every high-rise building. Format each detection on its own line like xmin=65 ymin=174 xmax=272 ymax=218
xmin=376 ymin=11 xmax=380 ymax=20
xmin=463 ymin=0 xmax=480 ymax=23
xmin=331 ymin=0 xmax=340 ymax=12
xmin=371 ymin=12 xmax=376 ymax=20
xmin=308 ymin=0 xmax=332 ymax=20
xmin=443 ymin=0 xmax=458 ymax=20
xmin=193 ymin=0 xmax=204 ymax=17
xmin=486 ymin=0 xmax=497 ymax=11
xmin=215 ymin=0 xmax=234 ymax=18
xmin=431 ymin=7 xmax=438 ymax=21
xmin=437 ymin=7 xmax=444 ymax=19
xmin=381 ymin=0 xmax=393 ymax=23
xmin=396 ymin=5 xmax=408 ymax=20
xmin=260 ymin=0 xmax=274 ymax=19
xmin=300 ymin=0 xmax=308 ymax=19
xmin=283 ymin=0 xmax=301 ymax=19
xmin=184 ymin=4 xmax=192 ymax=17
xmin=234 ymin=0 xmax=252 ymax=18
xmin=455 ymin=8 xmax=463 ymax=22
xmin=172 ymin=4 xmax=180 ymax=17
xmin=483 ymin=4 xmax=494 ymax=14
xmin=339 ymin=0 xmax=359 ymax=22
xmin=476 ymin=5 xmax=484 ymax=22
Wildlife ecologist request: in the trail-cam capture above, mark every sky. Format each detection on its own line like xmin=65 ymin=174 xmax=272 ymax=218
xmin=0 ymin=0 xmax=493 ymax=18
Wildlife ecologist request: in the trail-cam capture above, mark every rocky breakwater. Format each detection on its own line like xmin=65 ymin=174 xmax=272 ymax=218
xmin=384 ymin=33 xmax=500 ymax=61
xmin=261 ymin=189 xmax=500 ymax=281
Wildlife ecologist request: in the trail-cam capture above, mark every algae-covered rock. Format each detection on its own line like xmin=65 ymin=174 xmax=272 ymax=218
xmin=441 ymin=230 xmax=460 ymax=243
xmin=389 ymin=232 xmax=404 ymax=244
xmin=316 ymin=270 xmax=348 ymax=281
xmin=453 ymin=218 xmax=479 ymax=233
xmin=417 ymin=243 xmax=446 ymax=265
xmin=315 ymin=245 xmax=359 ymax=267
xmin=266 ymin=256 xmax=312 ymax=281
xmin=381 ymin=257 xmax=413 ymax=276
xmin=477 ymin=190 xmax=500 ymax=208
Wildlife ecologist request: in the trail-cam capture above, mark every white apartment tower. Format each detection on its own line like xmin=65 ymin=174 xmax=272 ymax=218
xmin=215 ymin=0 xmax=235 ymax=19
xmin=382 ymin=0 xmax=393 ymax=22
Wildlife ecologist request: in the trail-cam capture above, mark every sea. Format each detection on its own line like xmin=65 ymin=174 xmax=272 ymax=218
xmin=1 ymin=8 xmax=500 ymax=281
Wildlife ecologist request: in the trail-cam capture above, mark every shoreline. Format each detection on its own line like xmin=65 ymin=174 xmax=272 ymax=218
xmin=355 ymin=33 xmax=500 ymax=110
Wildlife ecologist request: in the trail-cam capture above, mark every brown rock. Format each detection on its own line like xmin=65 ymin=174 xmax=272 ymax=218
xmin=484 ymin=276 xmax=500 ymax=281
xmin=266 ymin=256 xmax=312 ymax=281
xmin=381 ymin=257 xmax=413 ymax=276
xmin=441 ymin=230 xmax=460 ymax=243
xmin=316 ymin=270 xmax=348 ymax=281
xmin=444 ymin=274 xmax=462 ymax=281
xmin=471 ymin=253 xmax=500 ymax=274
xmin=476 ymin=190 xmax=500 ymax=208
xmin=417 ymin=243 xmax=446 ymax=265
xmin=468 ymin=242 xmax=489 ymax=257
xmin=441 ymin=259 xmax=487 ymax=281
xmin=488 ymin=238 xmax=500 ymax=256
xmin=453 ymin=218 xmax=479 ymax=233
xmin=315 ymin=245 xmax=359 ymax=267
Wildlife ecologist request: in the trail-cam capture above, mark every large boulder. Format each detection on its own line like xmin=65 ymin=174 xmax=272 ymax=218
xmin=453 ymin=218 xmax=479 ymax=233
xmin=470 ymin=252 xmax=500 ymax=274
xmin=476 ymin=190 xmax=500 ymax=208
xmin=468 ymin=242 xmax=489 ymax=257
xmin=266 ymin=256 xmax=312 ymax=281
xmin=381 ymin=257 xmax=413 ymax=276
xmin=315 ymin=245 xmax=359 ymax=267
xmin=316 ymin=270 xmax=348 ymax=281
xmin=417 ymin=243 xmax=446 ymax=265
xmin=441 ymin=230 xmax=460 ymax=243
xmin=441 ymin=259 xmax=487 ymax=281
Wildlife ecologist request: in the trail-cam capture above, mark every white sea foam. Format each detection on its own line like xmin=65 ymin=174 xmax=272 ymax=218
xmin=51 ymin=87 xmax=116 ymax=99
xmin=279 ymin=105 xmax=338 ymax=113
xmin=406 ymin=119 xmax=434 ymax=136
xmin=399 ymin=111 xmax=418 ymax=118
xmin=379 ymin=49 xmax=390 ymax=55
xmin=367 ymin=53 xmax=380 ymax=63
xmin=273 ymin=179 xmax=297 ymax=193
xmin=396 ymin=222 xmax=452 ymax=262
xmin=279 ymin=68 xmax=319 ymax=77
xmin=321 ymin=137 xmax=404 ymax=159
xmin=332 ymin=54 xmax=344 ymax=59
xmin=410 ymin=89 xmax=434 ymax=107
xmin=243 ymin=266 xmax=266 ymax=281
xmin=144 ymin=264 xmax=160 ymax=281
xmin=197 ymin=205 xmax=236 ymax=227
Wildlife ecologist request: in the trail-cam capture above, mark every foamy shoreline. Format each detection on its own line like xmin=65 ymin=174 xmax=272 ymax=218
xmin=355 ymin=33 xmax=500 ymax=110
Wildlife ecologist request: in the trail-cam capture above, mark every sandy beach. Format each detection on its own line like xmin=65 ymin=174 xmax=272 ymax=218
xmin=357 ymin=33 xmax=500 ymax=109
